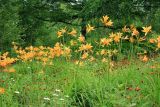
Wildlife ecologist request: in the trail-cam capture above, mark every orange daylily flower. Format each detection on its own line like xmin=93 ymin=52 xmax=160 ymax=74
xmin=57 ymin=31 xmax=63 ymax=38
xmin=81 ymin=52 xmax=89 ymax=59
xmin=105 ymin=20 xmax=113 ymax=26
xmin=114 ymin=35 xmax=121 ymax=43
xmin=122 ymin=26 xmax=130 ymax=32
xmin=129 ymin=37 xmax=135 ymax=43
xmin=86 ymin=24 xmax=94 ymax=33
xmin=89 ymin=56 xmax=95 ymax=62
xmin=102 ymin=58 xmax=107 ymax=63
xmin=68 ymin=28 xmax=77 ymax=37
xmin=101 ymin=15 xmax=113 ymax=26
xmin=100 ymin=38 xmax=111 ymax=46
xmin=142 ymin=55 xmax=148 ymax=62
xmin=132 ymin=28 xmax=139 ymax=36
xmin=149 ymin=39 xmax=156 ymax=44
xmin=157 ymin=36 xmax=160 ymax=42
xmin=135 ymin=87 xmax=141 ymax=91
xmin=101 ymin=15 xmax=109 ymax=23
xmin=60 ymin=27 xmax=67 ymax=33
xmin=100 ymin=49 xmax=107 ymax=55
xmin=158 ymin=43 xmax=160 ymax=48
xmin=142 ymin=26 xmax=152 ymax=36
xmin=70 ymin=40 xmax=77 ymax=46
xmin=78 ymin=35 xmax=85 ymax=43
xmin=79 ymin=43 xmax=93 ymax=51
xmin=0 ymin=88 xmax=5 ymax=94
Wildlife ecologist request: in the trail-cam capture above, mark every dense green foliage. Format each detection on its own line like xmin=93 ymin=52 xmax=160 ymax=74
xmin=0 ymin=0 xmax=160 ymax=51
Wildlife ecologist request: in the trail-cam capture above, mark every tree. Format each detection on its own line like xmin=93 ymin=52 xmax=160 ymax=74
xmin=0 ymin=0 xmax=21 ymax=51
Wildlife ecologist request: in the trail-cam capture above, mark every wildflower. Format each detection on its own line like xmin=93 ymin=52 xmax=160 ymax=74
xmin=60 ymin=27 xmax=67 ymax=33
xmin=14 ymin=91 xmax=20 ymax=94
xmin=79 ymin=61 xmax=84 ymax=66
xmin=149 ymin=39 xmax=156 ymax=44
xmin=68 ymin=28 xmax=77 ymax=37
xmin=129 ymin=37 xmax=135 ymax=43
xmin=142 ymin=26 xmax=152 ymax=36
xmin=135 ymin=87 xmax=141 ymax=91
xmin=100 ymin=38 xmax=111 ymax=46
xmin=127 ymin=87 xmax=133 ymax=91
xmin=150 ymin=66 xmax=156 ymax=69
xmin=157 ymin=43 xmax=160 ymax=48
xmin=100 ymin=49 xmax=107 ymax=55
xmin=78 ymin=35 xmax=85 ymax=43
xmin=101 ymin=15 xmax=109 ymax=23
xmin=53 ymin=93 xmax=59 ymax=97
xmin=105 ymin=20 xmax=113 ymax=26
xmin=101 ymin=15 xmax=113 ymax=26
xmin=89 ymin=56 xmax=95 ymax=62
xmin=102 ymin=58 xmax=107 ymax=63
xmin=86 ymin=24 xmax=94 ymax=33
xmin=81 ymin=53 xmax=89 ymax=59
xmin=63 ymin=47 xmax=71 ymax=56
xmin=130 ymin=24 xmax=135 ymax=31
xmin=43 ymin=97 xmax=50 ymax=101
xmin=138 ymin=37 xmax=146 ymax=42
xmin=0 ymin=88 xmax=5 ymax=94
xmin=142 ymin=55 xmax=148 ymax=62
xmin=55 ymin=89 xmax=61 ymax=92
xmin=109 ymin=32 xmax=116 ymax=38
xmin=122 ymin=26 xmax=130 ymax=32
xmin=70 ymin=40 xmax=77 ymax=46
xmin=132 ymin=28 xmax=139 ymax=36
xmin=157 ymin=36 xmax=160 ymax=42
xmin=57 ymin=31 xmax=63 ymax=38
xmin=79 ymin=43 xmax=93 ymax=51
xmin=114 ymin=34 xmax=121 ymax=43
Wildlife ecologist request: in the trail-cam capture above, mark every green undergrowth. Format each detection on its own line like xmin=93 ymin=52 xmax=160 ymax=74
xmin=0 ymin=57 xmax=160 ymax=107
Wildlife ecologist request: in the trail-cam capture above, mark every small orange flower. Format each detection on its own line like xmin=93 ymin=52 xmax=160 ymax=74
xmin=81 ymin=53 xmax=89 ymax=59
xmin=127 ymin=87 xmax=133 ymax=91
xmin=101 ymin=15 xmax=113 ymax=26
xmin=142 ymin=26 xmax=152 ymax=36
xmin=78 ymin=35 xmax=85 ymax=43
xmin=100 ymin=49 xmax=107 ymax=55
xmin=0 ymin=88 xmax=5 ymax=94
xmin=142 ymin=55 xmax=148 ymax=62
xmin=114 ymin=35 xmax=121 ymax=43
xmin=86 ymin=24 xmax=94 ymax=33
xmin=102 ymin=58 xmax=107 ymax=63
xmin=129 ymin=37 xmax=135 ymax=43
xmin=135 ymin=87 xmax=141 ymax=91
xmin=89 ymin=56 xmax=95 ymax=62
xmin=157 ymin=36 xmax=160 ymax=42
xmin=57 ymin=31 xmax=63 ymax=38
xmin=100 ymin=38 xmax=111 ymax=46
xmin=68 ymin=28 xmax=77 ymax=37
xmin=60 ymin=27 xmax=67 ymax=33
xmin=79 ymin=43 xmax=93 ymax=51
xmin=149 ymin=39 xmax=156 ymax=44
xmin=132 ymin=28 xmax=139 ymax=36
xmin=157 ymin=43 xmax=160 ymax=49
xmin=122 ymin=26 xmax=130 ymax=32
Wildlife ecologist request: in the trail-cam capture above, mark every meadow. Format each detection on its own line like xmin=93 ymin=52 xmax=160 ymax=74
xmin=0 ymin=15 xmax=160 ymax=107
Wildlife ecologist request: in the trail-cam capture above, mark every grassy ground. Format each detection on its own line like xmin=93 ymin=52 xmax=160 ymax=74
xmin=0 ymin=57 xmax=160 ymax=107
